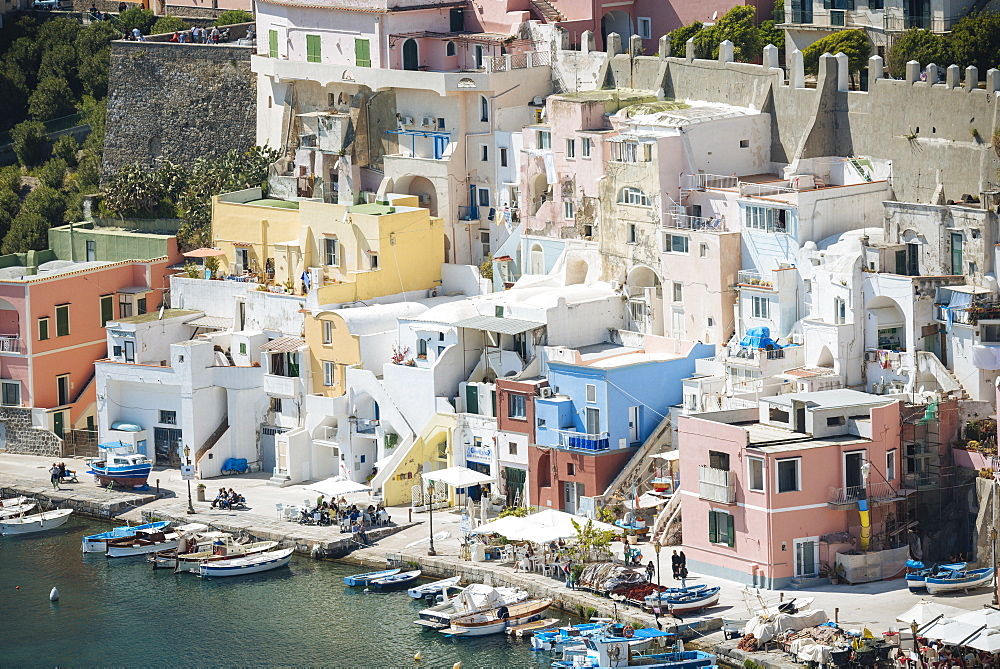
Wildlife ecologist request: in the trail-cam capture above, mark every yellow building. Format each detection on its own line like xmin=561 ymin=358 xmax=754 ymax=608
xmin=382 ymin=412 xmax=455 ymax=507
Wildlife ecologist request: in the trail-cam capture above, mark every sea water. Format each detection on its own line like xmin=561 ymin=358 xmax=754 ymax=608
xmin=0 ymin=516 xmax=557 ymax=667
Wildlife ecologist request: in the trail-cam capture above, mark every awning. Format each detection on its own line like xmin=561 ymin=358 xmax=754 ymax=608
xmin=422 ymin=466 xmax=494 ymax=487
xmin=183 ymin=248 xmax=226 ymax=258
xmin=623 ymin=492 xmax=669 ymax=509
xmin=649 ymin=451 xmax=680 ymax=461
xmin=896 ymin=601 xmax=964 ymax=625
xmin=260 ymin=336 xmax=307 ymax=352
xmin=117 ymin=286 xmax=150 ymax=295
xmin=455 ymin=314 xmax=544 ymax=335
xmin=273 ymin=239 xmax=301 ymax=247
xmin=493 ymin=255 xmax=512 ymax=262
xmin=187 ymin=315 xmax=233 ymax=330
xmin=948 ymin=285 xmax=992 ymax=295
xmin=232 ymin=241 xmax=253 ymax=247
xmin=471 ymin=508 xmax=619 ymax=542
xmin=306 ymin=477 xmax=372 ymax=498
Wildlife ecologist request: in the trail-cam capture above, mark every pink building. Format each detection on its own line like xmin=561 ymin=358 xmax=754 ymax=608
xmin=678 ymin=389 xmax=910 ymax=589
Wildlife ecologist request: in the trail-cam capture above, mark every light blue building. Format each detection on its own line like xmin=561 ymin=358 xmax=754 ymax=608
xmin=491 ymin=226 xmax=572 ymax=290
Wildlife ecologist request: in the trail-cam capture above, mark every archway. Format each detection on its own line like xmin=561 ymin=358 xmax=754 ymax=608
xmin=0 ymin=298 xmax=20 ymax=340
xmin=865 ymin=296 xmax=906 ymax=351
xmin=402 ymin=39 xmax=419 ymax=71
xmin=530 ymin=173 xmax=549 ymax=214
xmin=528 ymin=243 xmax=545 ymax=275
xmin=601 ymin=10 xmax=633 ymax=48
xmin=816 ymin=345 xmax=835 ymax=368
xmin=625 ymin=265 xmax=661 ymax=333
xmin=395 ymin=175 xmax=437 ymax=216
xmin=565 ymin=256 xmax=589 ymax=285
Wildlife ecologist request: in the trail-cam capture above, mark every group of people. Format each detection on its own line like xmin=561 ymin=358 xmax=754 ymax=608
xmin=210 ymin=487 xmax=245 ymax=510
xmin=48 ymin=462 xmax=73 ymax=489
xmin=304 ymin=496 xmax=390 ymax=542
xmin=86 ymin=6 xmax=113 ymax=21
xmin=168 ymin=26 xmax=227 ymax=44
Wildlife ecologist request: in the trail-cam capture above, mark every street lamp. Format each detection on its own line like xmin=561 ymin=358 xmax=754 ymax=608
xmin=427 ymin=480 xmax=437 ymax=556
xmin=183 ymin=444 xmax=195 ymax=515
xmin=654 ymin=541 xmax=662 ymax=586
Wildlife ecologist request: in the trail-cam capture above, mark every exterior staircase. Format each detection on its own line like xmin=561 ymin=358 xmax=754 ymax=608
xmin=650 ymin=492 xmax=682 ymax=545
xmin=788 ymin=575 xmax=830 ymax=590
xmin=530 ymin=0 xmax=565 ymax=22
xmin=596 ymin=413 xmax=673 ymax=506
xmin=195 ymin=414 xmax=230 ymax=467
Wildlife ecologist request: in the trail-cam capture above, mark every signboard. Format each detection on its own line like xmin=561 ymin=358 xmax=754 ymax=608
xmin=460 ymin=513 xmax=471 ymax=536
xmin=465 ymin=444 xmax=493 ymax=463
xmin=180 ymin=465 xmax=196 ymax=481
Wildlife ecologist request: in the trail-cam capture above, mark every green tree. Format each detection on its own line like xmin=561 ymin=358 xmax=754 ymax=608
xmin=151 ymin=16 xmax=191 ymax=35
xmin=759 ymin=19 xmax=785 ymax=53
xmin=75 ymin=21 xmax=119 ymax=99
xmin=215 ymin=10 xmax=253 ymax=25
xmin=52 ymin=134 xmax=79 ymax=167
xmin=11 ymin=120 xmax=48 ymax=167
xmin=20 ymin=185 xmax=66 ymax=225
xmin=668 ymin=21 xmax=703 ymax=53
xmin=103 ymin=163 xmax=167 ymax=217
xmin=0 ymin=189 xmax=20 ymax=244
xmin=28 ymin=76 xmax=75 ymax=121
xmin=0 ymin=166 xmax=22 ymax=195
xmin=803 ymin=29 xmax=872 ymax=75
xmin=948 ymin=11 xmax=1000 ymax=74
xmin=38 ymin=158 xmax=68 ymax=190
xmin=712 ymin=6 xmax=763 ymax=62
xmin=887 ymin=29 xmax=950 ymax=78
xmin=2 ymin=211 xmax=49 ymax=254
xmin=116 ymin=7 xmax=156 ymax=35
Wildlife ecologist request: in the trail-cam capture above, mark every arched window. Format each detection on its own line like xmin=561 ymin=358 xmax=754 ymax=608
xmin=618 ymin=187 xmax=649 ymax=206
xmin=480 ymin=95 xmax=489 ymax=122
xmin=445 ymin=41 xmax=456 ymax=56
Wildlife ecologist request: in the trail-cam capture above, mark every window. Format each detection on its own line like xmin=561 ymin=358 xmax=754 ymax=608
xmin=707 ymin=316 xmax=715 ymax=327
xmin=672 ymin=282 xmax=683 ymax=302
xmin=480 ymin=96 xmax=489 ymax=122
xmin=354 ymin=38 xmax=371 ymax=67
xmin=417 ymin=338 xmax=428 ymax=356
xmin=827 ymin=415 xmax=846 ymax=426
xmin=567 ymin=462 xmax=576 ymax=476
xmin=268 ymin=29 xmax=278 ymax=58
xmin=323 ymin=320 xmax=333 ymax=344
xmin=137 ymin=298 xmax=146 ymax=315
xmin=323 ymin=361 xmax=335 ymax=386
xmin=437 ymin=117 xmax=445 ymax=130
xmin=665 ymin=234 xmax=689 ymax=254
xmin=445 ymin=41 xmax=456 ymax=56
xmin=508 ymin=393 xmax=527 ymax=419
xmin=566 ymin=138 xmax=575 ymax=158
xmin=38 ymin=317 xmax=49 ymax=341
xmin=699 ymin=242 xmax=708 ymax=258
xmin=611 ymin=141 xmax=651 ymax=163
xmin=537 ymin=130 xmax=551 ymax=149
xmin=450 ymin=7 xmax=464 ymax=30
xmin=628 ymin=224 xmax=638 ymax=243
xmin=1 ymin=380 xmax=19 ymax=407
xmin=585 ymin=384 xmax=596 ymax=403
xmin=709 ymin=510 xmax=735 ymax=546
xmin=563 ymin=201 xmax=575 ymax=220
xmin=159 ymin=410 xmax=177 ymax=425
xmin=709 ymin=451 xmax=730 ymax=470
xmin=637 ymin=16 xmax=652 ymax=39
xmin=306 ymin=34 xmax=321 ymax=63
xmin=508 ymin=441 xmax=517 ymax=456
xmin=271 ymin=397 xmax=283 ymax=413
xmin=480 ymin=144 xmax=488 ymax=162
xmin=739 ymin=139 xmax=750 ymax=148
xmin=495 ymin=305 xmax=504 ymax=318
xmin=951 ymin=232 xmax=963 ymax=275
xmin=585 ymin=406 xmax=600 ymax=434
xmin=618 ymin=187 xmax=650 ymax=206
xmin=745 ymin=206 xmax=787 ymax=233
xmin=499 ymin=147 xmax=508 ymax=167
xmin=878 ymin=326 xmax=903 ymax=351
xmin=582 ymin=137 xmax=592 ymax=158
xmin=324 ymin=237 xmax=340 ymax=266
xmin=478 ymin=188 xmax=490 ymax=207
xmin=748 ymin=456 xmax=764 ymax=492
xmin=751 ymin=295 xmax=769 ymax=319
xmin=239 ymin=343 xmax=246 ymax=355
xmin=55 ymin=304 xmax=69 ymax=337
xmin=235 ymin=247 xmax=249 ymax=271
xmin=886 ymin=449 xmax=896 ymax=481
xmin=776 ymin=458 xmax=801 ymax=492
xmin=834 ymin=297 xmax=846 ymax=325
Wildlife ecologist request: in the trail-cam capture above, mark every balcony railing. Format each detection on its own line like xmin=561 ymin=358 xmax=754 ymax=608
xmin=263 ymin=373 xmax=300 ymax=398
xmin=661 ymin=213 xmax=727 ymax=232
xmin=698 ymin=465 xmax=736 ymax=503
xmin=737 ymin=270 xmax=773 ymax=288
xmin=314 ymin=425 xmax=337 ymax=442
xmin=0 ymin=335 xmax=23 ymax=353
xmin=937 ymin=302 xmax=1000 ymax=326
xmin=354 ymin=418 xmax=379 ymax=434
xmin=558 ymin=431 xmax=610 ymax=451
xmin=487 ymin=50 xmax=551 ymax=72
xmin=681 ymin=173 xmax=739 ymax=190
xmin=828 ymin=481 xmax=904 ymax=506
xmin=458 ymin=205 xmax=480 ymax=221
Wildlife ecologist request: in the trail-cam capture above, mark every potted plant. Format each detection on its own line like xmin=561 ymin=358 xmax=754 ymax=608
xmin=196 ymin=482 xmax=207 ymax=502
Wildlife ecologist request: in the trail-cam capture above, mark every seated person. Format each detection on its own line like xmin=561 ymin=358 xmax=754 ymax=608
xmin=211 ymin=487 xmax=227 ymax=508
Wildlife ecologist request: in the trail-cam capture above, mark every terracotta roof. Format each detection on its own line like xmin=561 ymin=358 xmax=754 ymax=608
xmin=260 ymin=336 xmax=307 ymax=352
xmin=779 ymin=366 xmax=839 ymax=379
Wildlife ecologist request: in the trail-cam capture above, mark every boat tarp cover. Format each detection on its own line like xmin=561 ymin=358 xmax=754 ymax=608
xmin=743 ymin=610 xmax=829 ymax=644
xmin=577 ymin=563 xmax=646 ymax=593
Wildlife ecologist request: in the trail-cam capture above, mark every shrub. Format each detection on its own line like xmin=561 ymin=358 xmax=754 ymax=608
xmin=215 ymin=9 xmax=253 ymax=25
xmin=11 ymin=120 xmax=48 ymax=167
xmin=51 ymin=134 xmax=79 ymax=167
xmin=151 ymin=16 xmax=190 ymax=35
xmin=37 ymin=158 xmax=68 ymax=190
xmin=116 ymin=7 xmax=156 ymax=35
xmin=803 ymin=29 xmax=872 ymax=75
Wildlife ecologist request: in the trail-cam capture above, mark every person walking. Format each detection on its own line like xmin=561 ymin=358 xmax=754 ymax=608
xmin=646 ymin=560 xmax=656 ymax=583
xmin=49 ymin=463 xmax=60 ymax=490
xmin=678 ymin=551 xmax=687 ymax=576
xmin=671 ymin=549 xmax=681 ymax=579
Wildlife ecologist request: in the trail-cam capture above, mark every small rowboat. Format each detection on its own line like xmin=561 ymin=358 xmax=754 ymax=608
xmin=83 ymin=521 xmax=171 ymax=553
xmin=906 ymin=561 xmax=966 ymax=592
xmin=198 ymin=546 xmax=294 ymax=578
xmin=0 ymin=508 xmax=73 ymax=535
xmin=344 ymin=567 xmax=400 ymax=586
xmin=0 ymin=496 xmax=28 ymax=508
xmin=645 ymin=586 xmax=720 ymax=614
xmin=372 ymin=570 xmax=422 ymax=589
xmin=0 ymin=502 xmax=36 ymax=518
xmin=507 ymin=617 xmax=561 ymax=638
xmin=926 ymin=567 xmax=994 ymax=594
xmin=408 ymin=575 xmax=461 ymax=599
xmin=443 ymin=598 xmax=553 ymax=637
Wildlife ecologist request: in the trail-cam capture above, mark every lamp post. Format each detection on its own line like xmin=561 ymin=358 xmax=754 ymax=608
xmin=654 ymin=540 xmax=662 ymax=586
xmin=183 ymin=445 xmax=195 ymax=515
xmin=427 ymin=480 xmax=437 ymax=556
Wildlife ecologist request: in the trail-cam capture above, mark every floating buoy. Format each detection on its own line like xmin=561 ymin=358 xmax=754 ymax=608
xmin=413 ymin=652 xmax=422 ymax=662
xmin=15 ymin=585 xmax=19 ymax=590
xmin=453 ymin=662 xmax=461 ymax=669
xmin=363 ymin=588 xmax=370 ymax=593
xmin=49 ymin=587 xmax=59 ymax=601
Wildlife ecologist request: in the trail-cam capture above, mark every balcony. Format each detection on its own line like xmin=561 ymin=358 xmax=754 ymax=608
xmin=458 ymin=205 xmax=480 ymax=221
xmin=937 ymin=301 xmax=1000 ymax=326
xmin=828 ymin=481 xmax=907 ymax=506
xmin=698 ymin=465 xmax=736 ymax=504
xmin=737 ymin=270 xmax=773 ymax=288
xmin=0 ymin=335 xmax=23 ymax=353
xmin=313 ymin=424 xmax=338 ymax=447
xmin=661 ymin=212 xmax=727 ymax=232
xmin=681 ymin=173 xmax=739 ymax=191
xmin=263 ymin=373 xmax=301 ymax=398
xmin=354 ymin=418 xmax=379 ymax=435
xmin=558 ymin=431 xmax=610 ymax=452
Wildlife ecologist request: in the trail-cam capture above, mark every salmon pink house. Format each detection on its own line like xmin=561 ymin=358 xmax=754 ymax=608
xmin=678 ymin=389 xmax=911 ymax=589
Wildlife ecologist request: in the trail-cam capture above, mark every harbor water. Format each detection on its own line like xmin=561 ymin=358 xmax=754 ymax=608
xmin=0 ymin=516 xmax=559 ymax=667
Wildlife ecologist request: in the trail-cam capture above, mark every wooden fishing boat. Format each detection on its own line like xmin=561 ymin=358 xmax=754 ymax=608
xmin=531 ymin=623 xmax=605 ymax=652
xmin=198 ymin=547 xmax=294 ymax=578
xmin=442 ymin=597 xmax=553 ymax=637
xmin=371 ymin=570 xmax=422 ymax=589
xmin=507 ymin=617 xmax=561 ymax=638
xmin=0 ymin=496 xmax=28 ymax=508
xmin=906 ymin=562 xmax=966 ymax=592
xmin=170 ymin=540 xmax=280 ymax=573
xmin=106 ymin=528 xmax=180 ymax=557
xmin=415 ymin=585 xmax=528 ymax=630
xmin=925 ymin=567 xmax=994 ymax=594
xmin=408 ymin=575 xmax=461 ymax=599
xmin=645 ymin=586 xmax=720 ymax=614
xmin=86 ymin=442 xmax=152 ymax=489
xmin=0 ymin=508 xmax=72 ymax=535
xmin=83 ymin=521 xmax=171 ymax=553
xmin=0 ymin=502 xmax=36 ymax=518
xmin=343 ymin=567 xmax=400 ymax=586
xmin=553 ymin=633 xmax=715 ymax=669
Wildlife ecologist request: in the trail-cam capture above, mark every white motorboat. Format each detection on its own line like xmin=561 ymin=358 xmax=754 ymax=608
xmin=0 ymin=508 xmax=73 ymax=535
xmin=443 ymin=598 xmax=553 ymax=637
xmin=0 ymin=502 xmax=36 ymax=518
xmin=415 ymin=584 xmax=529 ymax=630
xmin=0 ymin=496 xmax=28 ymax=508
xmin=172 ymin=539 xmax=280 ymax=573
xmin=197 ymin=546 xmax=294 ymax=578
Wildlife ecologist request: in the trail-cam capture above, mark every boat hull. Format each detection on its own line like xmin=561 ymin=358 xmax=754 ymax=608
xmin=174 ymin=542 xmax=280 ymax=573
xmin=371 ymin=570 xmax=421 ymax=589
xmin=344 ymin=568 xmax=401 ymax=586
xmin=905 ymin=575 xmax=926 ymax=591
xmin=0 ymin=508 xmax=73 ymax=535
xmin=197 ymin=548 xmax=294 ymax=578
xmin=82 ymin=521 xmax=170 ymax=553
xmin=0 ymin=503 xmax=36 ymax=518
xmin=445 ymin=599 xmax=552 ymax=637
xmin=926 ymin=569 xmax=994 ymax=594
xmin=408 ymin=576 xmax=461 ymax=599
xmin=106 ymin=534 xmax=179 ymax=558
xmin=87 ymin=464 xmax=152 ymax=489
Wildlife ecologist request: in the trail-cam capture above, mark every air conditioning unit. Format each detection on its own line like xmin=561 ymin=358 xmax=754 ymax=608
xmin=401 ymin=116 xmax=414 ymax=126
xmin=429 ymin=287 xmax=440 ymax=297
xmin=864 ymin=351 xmax=878 ymax=362
xmin=422 ymin=117 xmax=435 ymax=127
xmin=539 ymin=387 xmax=554 ymax=398
xmin=418 ymin=193 xmax=431 ymax=205
xmin=790 ymin=333 xmax=804 ymax=345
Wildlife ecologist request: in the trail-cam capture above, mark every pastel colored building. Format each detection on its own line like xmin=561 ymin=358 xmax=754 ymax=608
xmin=530 ymin=337 xmax=714 ymax=514
xmin=678 ymin=389 xmax=910 ymax=589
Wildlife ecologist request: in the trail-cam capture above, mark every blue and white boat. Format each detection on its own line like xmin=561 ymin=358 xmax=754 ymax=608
xmin=645 ymin=586 xmax=721 ymax=614
xmin=344 ymin=567 xmax=400 ymax=586
xmin=82 ymin=521 xmax=171 ymax=553
xmin=408 ymin=575 xmax=461 ymax=599
xmin=371 ymin=570 xmax=422 ymax=589
xmin=532 ymin=623 xmax=605 ymax=651
xmin=925 ymin=566 xmax=994 ymax=595
xmin=906 ymin=561 xmax=966 ymax=592
xmin=552 ymin=632 xmax=715 ymax=668
xmin=86 ymin=442 xmax=152 ymax=489
xmin=198 ymin=546 xmax=294 ymax=578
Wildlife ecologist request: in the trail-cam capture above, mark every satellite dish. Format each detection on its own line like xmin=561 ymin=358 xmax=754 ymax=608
xmin=532 ymin=95 xmax=544 ymax=106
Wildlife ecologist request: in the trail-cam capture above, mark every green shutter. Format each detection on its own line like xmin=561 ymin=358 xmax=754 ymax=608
xmin=708 ymin=510 xmax=718 ymax=544
xmin=100 ymin=295 xmax=113 ymax=326
xmin=268 ymin=29 xmax=278 ymax=58
xmin=355 ymin=38 xmax=371 ymax=67
xmin=306 ymin=34 xmax=321 ymax=63
xmin=727 ymin=514 xmax=735 ymax=547
xmin=466 ymin=385 xmax=479 ymax=414
xmin=55 ymin=305 xmax=69 ymax=337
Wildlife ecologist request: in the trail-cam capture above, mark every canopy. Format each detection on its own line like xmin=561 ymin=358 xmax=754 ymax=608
xmin=623 ymin=492 xmax=669 ymax=509
xmin=649 ymin=451 xmax=679 ymax=461
xmin=954 ymin=609 xmax=1000 ymax=629
xmin=896 ymin=601 xmax=965 ymax=625
xmin=182 ymin=248 xmax=226 ymax=258
xmin=920 ymin=620 xmax=982 ymax=644
xmin=965 ymin=629 xmax=1000 ymax=653
xmin=306 ymin=477 xmax=372 ymax=498
xmin=422 ymin=466 xmax=494 ymax=488
xmin=472 ymin=508 xmax=619 ymax=543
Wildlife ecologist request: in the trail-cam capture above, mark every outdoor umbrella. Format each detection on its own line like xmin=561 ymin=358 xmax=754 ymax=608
xmin=182 ymin=248 xmax=226 ymax=258
xmin=897 ymin=601 xmax=965 ymax=625
xmin=964 ymin=629 xmax=1000 ymax=653
xmin=422 ymin=466 xmax=495 ymax=488
xmin=955 ymin=609 xmax=1000 ymax=629
xmin=306 ymin=477 xmax=372 ymax=498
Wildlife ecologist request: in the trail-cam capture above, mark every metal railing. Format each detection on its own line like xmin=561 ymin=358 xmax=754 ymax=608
xmin=0 ymin=335 xmax=22 ymax=353
xmin=458 ymin=205 xmax=479 ymax=221
xmin=661 ymin=213 xmax=726 ymax=232
xmin=698 ymin=466 xmax=736 ymax=503
xmin=828 ymin=481 xmax=902 ymax=505
xmin=558 ymin=431 xmax=610 ymax=451
xmin=355 ymin=418 xmax=379 ymax=433
xmin=740 ymin=181 xmax=798 ymax=198
xmin=681 ymin=173 xmax=739 ymax=190
xmin=737 ymin=269 xmax=773 ymax=288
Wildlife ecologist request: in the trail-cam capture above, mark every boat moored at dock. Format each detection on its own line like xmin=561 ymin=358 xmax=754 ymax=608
xmin=82 ymin=521 xmax=171 ymax=553
xmin=197 ymin=547 xmax=294 ymax=578
xmin=0 ymin=508 xmax=73 ymax=535
xmin=343 ymin=568 xmax=401 ymax=586
xmin=442 ymin=597 xmax=553 ymax=637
